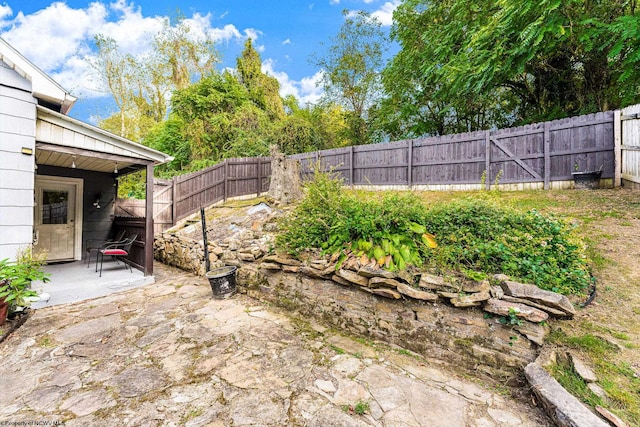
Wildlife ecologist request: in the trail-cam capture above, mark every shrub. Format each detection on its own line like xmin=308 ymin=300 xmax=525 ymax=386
xmin=422 ymin=198 xmax=592 ymax=294
xmin=277 ymin=174 xmax=591 ymax=295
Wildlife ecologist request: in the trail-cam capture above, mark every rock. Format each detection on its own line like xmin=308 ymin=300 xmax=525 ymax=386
xmin=483 ymin=299 xmax=549 ymax=323
xmin=502 ymin=295 xmax=567 ymax=317
xmin=596 ymin=406 xmax=630 ymax=427
xmin=418 ymin=273 xmax=445 ymax=289
xmin=568 ymin=352 xmax=598 ymax=383
xmin=315 ymin=379 xmax=336 ymax=394
xmin=260 ymin=262 xmax=282 ymax=270
xmin=437 ymin=291 xmax=460 ymax=300
xmin=238 ymin=253 xmax=256 ymax=262
xmin=462 ymin=280 xmax=491 ymax=293
xmin=282 ymin=265 xmax=300 ymax=273
xmin=358 ymin=265 xmax=397 ymax=279
xmin=262 ymin=255 xmax=302 ymax=266
xmin=492 ymin=274 xmax=510 ymax=283
xmin=370 ymin=288 xmax=402 ymax=299
xmin=499 ymin=281 xmax=575 ymax=317
xmin=525 ymin=363 xmax=610 ymax=427
xmin=336 ymin=269 xmax=369 ymax=287
xmin=587 ymin=384 xmax=609 ymax=400
xmin=369 ymin=276 xmax=402 ymax=289
xmin=490 ymin=286 xmax=504 ymax=299
xmin=332 ymin=275 xmax=352 ymax=287
xmin=450 ymin=292 xmax=490 ymax=308
xmin=396 ymin=283 xmax=438 ymax=302
xmin=513 ymin=321 xmax=549 ymax=346
xmin=298 ymin=266 xmax=331 ymax=279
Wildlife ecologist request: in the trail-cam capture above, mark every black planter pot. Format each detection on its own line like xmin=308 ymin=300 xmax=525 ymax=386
xmin=572 ymin=171 xmax=602 ymax=190
xmin=206 ymin=266 xmax=237 ymax=299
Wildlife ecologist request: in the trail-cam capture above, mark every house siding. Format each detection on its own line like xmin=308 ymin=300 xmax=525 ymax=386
xmin=0 ymin=61 xmax=37 ymax=261
xmin=37 ymin=165 xmax=118 ymax=258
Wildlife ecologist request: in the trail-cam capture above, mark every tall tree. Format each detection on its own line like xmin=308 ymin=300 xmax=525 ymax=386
xmin=382 ymin=0 xmax=640 ymax=137
xmin=236 ymin=39 xmax=285 ymax=120
xmin=312 ymin=10 xmax=388 ymax=145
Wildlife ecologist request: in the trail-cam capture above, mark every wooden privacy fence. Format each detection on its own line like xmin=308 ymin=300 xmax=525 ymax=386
xmin=116 ymin=157 xmax=271 ymax=233
xmin=621 ymin=104 xmax=640 ymax=188
xmin=290 ymin=111 xmax=615 ymax=190
xmin=116 ymin=106 xmax=640 ymax=233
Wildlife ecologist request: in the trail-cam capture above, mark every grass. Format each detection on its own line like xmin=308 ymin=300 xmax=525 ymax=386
xmin=350 ymin=187 xmax=640 ymax=426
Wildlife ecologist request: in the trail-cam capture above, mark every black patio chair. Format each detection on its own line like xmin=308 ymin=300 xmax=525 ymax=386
xmin=85 ymin=229 xmax=126 ymax=268
xmin=97 ymin=234 xmax=138 ymax=277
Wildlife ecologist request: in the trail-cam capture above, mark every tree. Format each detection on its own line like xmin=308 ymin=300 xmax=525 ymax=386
xmin=312 ymin=10 xmax=388 ymax=145
xmin=90 ymin=15 xmax=220 ymax=140
xmin=382 ymin=0 xmax=640 ymax=137
xmin=236 ymin=39 xmax=285 ymax=120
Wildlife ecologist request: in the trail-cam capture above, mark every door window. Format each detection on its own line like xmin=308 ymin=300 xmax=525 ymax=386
xmin=42 ymin=190 xmax=68 ymax=224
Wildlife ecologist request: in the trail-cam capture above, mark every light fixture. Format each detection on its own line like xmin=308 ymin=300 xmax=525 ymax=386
xmin=71 ymin=155 xmax=76 ymax=169
xmin=114 ymin=162 xmax=118 ymax=174
xmin=93 ymin=194 xmax=101 ymax=209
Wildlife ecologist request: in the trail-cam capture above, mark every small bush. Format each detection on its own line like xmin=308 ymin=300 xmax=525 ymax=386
xmin=277 ymin=174 xmax=591 ymax=295
xmin=422 ymin=198 xmax=592 ymax=294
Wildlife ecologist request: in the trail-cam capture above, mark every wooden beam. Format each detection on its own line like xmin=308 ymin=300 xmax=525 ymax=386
xmin=490 ymin=137 xmax=543 ymax=180
xmin=485 ymin=131 xmax=491 ymax=190
xmin=36 ymin=142 xmax=152 ymax=165
xmin=145 ymin=163 xmax=154 ymax=276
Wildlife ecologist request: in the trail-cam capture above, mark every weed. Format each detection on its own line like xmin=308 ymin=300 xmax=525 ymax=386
xmin=330 ymin=345 xmax=345 ymax=355
xmin=498 ymin=308 xmax=523 ymax=327
xmin=342 ymin=400 xmax=370 ymax=415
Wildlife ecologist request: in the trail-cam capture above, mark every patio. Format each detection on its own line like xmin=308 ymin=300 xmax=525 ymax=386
xmin=30 ymin=259 xmax=154 ymax=309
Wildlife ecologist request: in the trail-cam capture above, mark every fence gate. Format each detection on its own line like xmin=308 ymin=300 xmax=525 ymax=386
xmin=621 ymin=104 xmax=640 ymax=188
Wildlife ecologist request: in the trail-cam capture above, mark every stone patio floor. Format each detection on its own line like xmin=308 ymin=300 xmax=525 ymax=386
xmin=0 ymin=263 xmax=551 ymax=426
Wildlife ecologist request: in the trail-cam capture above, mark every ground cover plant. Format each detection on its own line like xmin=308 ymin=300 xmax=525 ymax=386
xmin=277 ymin=171 xmax=591 ymax=296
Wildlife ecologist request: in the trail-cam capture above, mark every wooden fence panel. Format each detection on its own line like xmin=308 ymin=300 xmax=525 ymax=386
xmin=353 ymin=140 xmax=409 ymax=185
xmin=621 ymin=104 xmax=640 ymax=186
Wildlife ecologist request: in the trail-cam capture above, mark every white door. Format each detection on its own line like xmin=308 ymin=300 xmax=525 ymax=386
xmin=34 ymin=177 xmax=82 ymax=262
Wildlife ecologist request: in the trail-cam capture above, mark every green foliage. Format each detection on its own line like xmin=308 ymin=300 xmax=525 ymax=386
xmin=422 ymin=198 xmax=591 ymax=295
xmin=0 ymin=254 xmax=49 ymax=311
xmin=381 ymin=0 xmax=639 ymax=138
xmin=276 ymin=170 xmax=436 ymax=270
xmin=278 ymin=176 xmax=591 ymax=294
xmin=499 ymin=308 xmax=523 ymax=327
xmin=312 ymin=10 xmax=388 ymax=145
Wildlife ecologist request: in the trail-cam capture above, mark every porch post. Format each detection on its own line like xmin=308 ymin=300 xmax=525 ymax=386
xmin=145 ymin=162 xmax=154 ymax=276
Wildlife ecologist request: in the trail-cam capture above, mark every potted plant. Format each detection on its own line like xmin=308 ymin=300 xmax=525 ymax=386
xmin=572 ymin=164 xmax=603 ymax=190
xmin=0 ymin=249 xmax=49 ymax=325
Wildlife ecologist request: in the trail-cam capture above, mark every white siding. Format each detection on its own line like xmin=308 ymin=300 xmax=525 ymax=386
xmin=0 ymin=64 xmax=36 ymax=261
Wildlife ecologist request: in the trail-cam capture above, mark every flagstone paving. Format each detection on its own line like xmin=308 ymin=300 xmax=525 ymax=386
xmin=0 ymin=264 xmax=551 ymax=426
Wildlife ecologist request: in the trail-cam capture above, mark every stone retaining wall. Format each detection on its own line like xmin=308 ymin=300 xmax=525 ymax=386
xmin=154 ymin=230 xmax=576 ymax=379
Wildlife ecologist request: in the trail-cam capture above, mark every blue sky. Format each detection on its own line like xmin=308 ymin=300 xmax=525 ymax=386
xmin=0 ymin=0 xmax=399 ymax=123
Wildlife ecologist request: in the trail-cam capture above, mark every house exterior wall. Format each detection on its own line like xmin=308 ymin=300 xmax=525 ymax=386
xmin=0 ymin=60 xmax=37 ymax=261
xmin=37 ymin=165 xmax=117 ymax=258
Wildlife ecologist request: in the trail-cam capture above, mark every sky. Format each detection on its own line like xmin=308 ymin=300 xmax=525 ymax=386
xmin=0 ymin=0 xmax=400 ymax=123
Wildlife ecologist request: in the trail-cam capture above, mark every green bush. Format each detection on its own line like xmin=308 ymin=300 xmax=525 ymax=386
xmin=276 ymin=171 xmax=435 ymax=270
xmin=276 ymin=174 xmax=591 ymax=295
xmin=422 ymin=198 xmax=592 ymax=294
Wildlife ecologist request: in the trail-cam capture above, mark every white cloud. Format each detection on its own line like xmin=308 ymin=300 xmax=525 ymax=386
xmin=0 ymin=3 xmax=12 ymax=20
xmin=329 ymin=0 xmax=340 ymax=5
xmin=262 ymin=59 xmax=323 ymax=105
xmin=362 ymin=0 xmax=374 ymax=3
xmin=0 ymin=2 xmax=247 ymax=100
xmin=282 ymin=38 xmax=291 ymax=45
xmin=244 ymin=28 xmax=261 ymax=41
xmin=371 ymin=1 xmax=400 ymax=26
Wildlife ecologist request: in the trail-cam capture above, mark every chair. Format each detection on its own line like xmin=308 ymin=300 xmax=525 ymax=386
xmin=86 ymin=230 xmax=126 ymax=268
xmin=97 ymin=234 xmax=138 ymax=277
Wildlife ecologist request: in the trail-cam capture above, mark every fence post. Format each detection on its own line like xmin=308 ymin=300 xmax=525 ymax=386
xmin=614 ymin=109 xmax=622 ymax=187
xmin=407 ymin=139 xmax=413 ymax=188
xmin=171 ymin=176 xmax=177 ymax=227
xmin=485 ymin=131 xmax=491 ymax=190
xmin=544 ymin=122 xmax=551 ymax=190
xmin=224 ymin=160 xmax=228 ymax=202
xmin=256 ymin=157 xmax=262 ymax=196
xmin=350 ymin=146 xmax=354 ymax=187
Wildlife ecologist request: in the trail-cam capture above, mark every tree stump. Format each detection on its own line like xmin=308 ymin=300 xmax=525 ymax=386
xmin=267 ymin=145 xmax=303 ymax=205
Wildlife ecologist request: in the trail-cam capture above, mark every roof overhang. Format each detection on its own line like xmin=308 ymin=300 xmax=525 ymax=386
xmin=0 ymin=38 xmax=77 ymax=114
xmin=36 ymin=106 xmax=173 ymax=175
